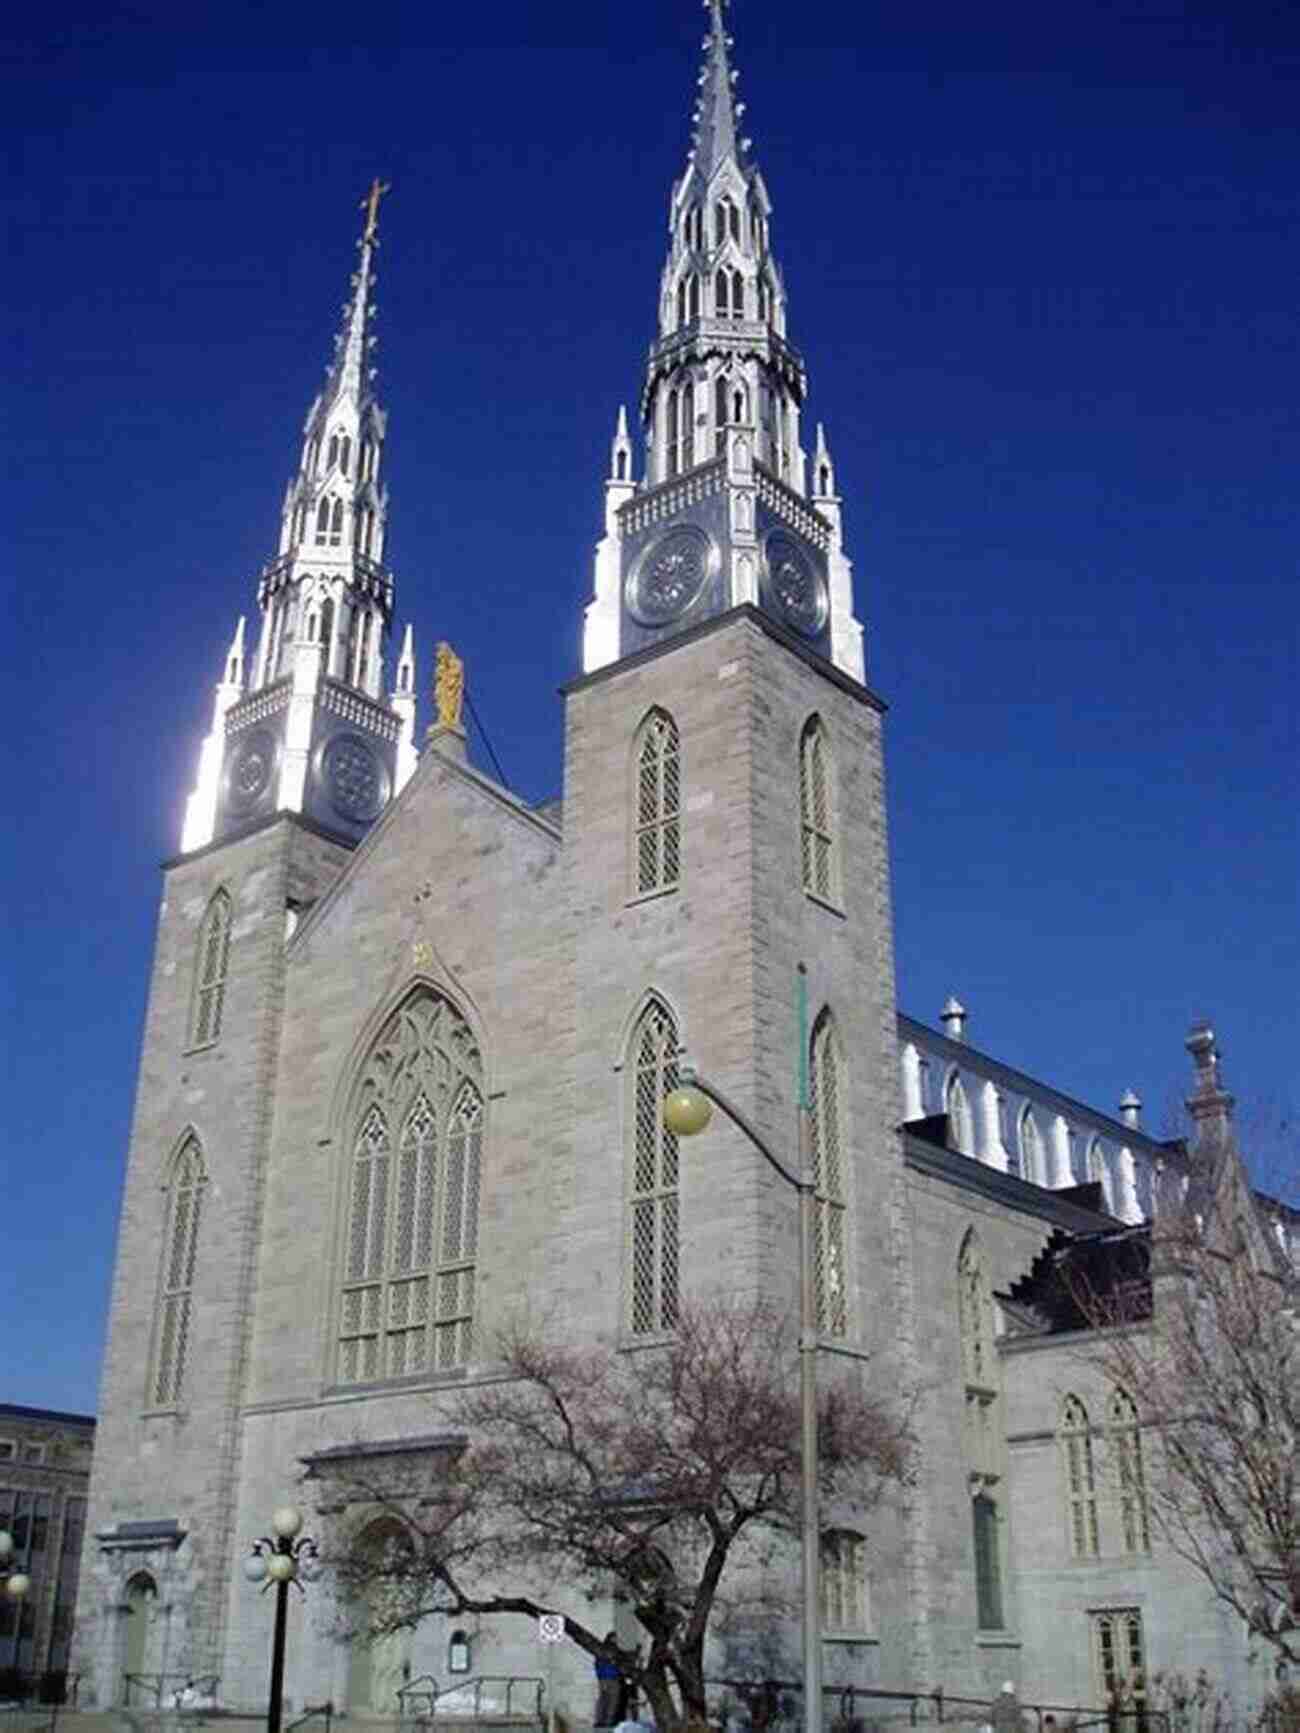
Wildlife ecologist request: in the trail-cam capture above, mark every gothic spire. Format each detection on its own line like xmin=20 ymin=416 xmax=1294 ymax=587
xmin=321 ymin=178 xmax=389 ymax=416
xmin=690 ymin=0 xmax=743 ymax=188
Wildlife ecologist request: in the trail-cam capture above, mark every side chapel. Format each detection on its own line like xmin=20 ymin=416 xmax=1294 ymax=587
xmin=75 ymin=2 xmax=1297 ymax=1721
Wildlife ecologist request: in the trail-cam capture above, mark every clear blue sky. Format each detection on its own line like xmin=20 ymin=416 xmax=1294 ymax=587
xmin=3 ymin=0 xmax=1297 ymax=1414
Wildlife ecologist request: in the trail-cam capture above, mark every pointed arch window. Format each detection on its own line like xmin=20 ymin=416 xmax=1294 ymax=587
xmin=689 ymin=275 xmax=700 ymax=319
xmin=714 ymin=270 xmax=729 ymax=318
xmin=676 ymin=279 xmax=687 ymax=329
xmin=627 ymin=1000 xmax=680 ymax=1335
xmin=634 ymin=710 xmax=681 ymax=896
xmin=1061 ymin=1396 xmax=1100 ymax=1557
xmin=1109 ymin=1390 xmax=1150 ymax=1553
xmin=820 ymin=1529 xmax=868 ymax=1631
xmin=681 ymin=377 xmax=695 ymax=468
xmin=731 ymin=271 xmax=744 ymax=319
xmin=957 ymin=1231 xmax=993 ymax=1389
xmin=810 ymin=1012 xmax=848 ymax=1336
xmin=327 ymin=433 xmax=340 ymax=470
xmin=189 ymin=890 xmax=232 ymax=1049
xmin=799 ymin=716 xmax=836 ymax=902
xmin=714 ymin=375 xmax=729 ymax=456
xmin=338 ymin=990 xmax=485 ymax=1385
xmin=340 ymin=435 xmax=351 ymax=476
xmin=315 ymin=498 xmax=331 ymax=545
xmin=972 ymin=1493 xmax=1004 ymax=1629
xmin=150 ymin=1137 xmax=206 ymax=1407
xmin=1019 ymin=1108 xmax=1042 ymax=1183
xmin=945 ymin=1072 xmax=973 ymax=1155
xmin=1088 ymin=1138 xmax=1114 ymax=1211
xmin=667 ymin=389 xmax=681 ymax=479
xmin=330 ymin=498 xmax=344 ymax=546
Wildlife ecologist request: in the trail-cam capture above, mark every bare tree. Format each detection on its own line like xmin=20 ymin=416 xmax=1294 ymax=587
xmin=1078 ymin=1204 xmax=1298 ymax=1668
xmin=316 ymin=1298 xmax=913 ymax=1732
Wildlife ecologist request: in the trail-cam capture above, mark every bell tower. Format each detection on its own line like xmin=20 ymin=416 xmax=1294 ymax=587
xmin=181 ymin=181 xmax=419 ymax=854
xmin=582 ymin=0 xmax=864 ymax=682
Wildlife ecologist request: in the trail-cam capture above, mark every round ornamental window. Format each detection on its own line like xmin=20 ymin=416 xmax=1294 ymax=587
xmin=627 ymin=525 xmax=716 ymax=626
xmin=321 ymin=733 xmax=389 ymax=823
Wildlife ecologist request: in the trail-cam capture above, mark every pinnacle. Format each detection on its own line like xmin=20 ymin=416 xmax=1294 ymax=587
xmin=690 ymin=0 xmax=745 ymax=187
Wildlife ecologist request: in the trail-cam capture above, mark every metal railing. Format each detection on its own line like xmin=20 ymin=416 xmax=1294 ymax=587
xmin=286 ymin=1702 xmax=334 ymax=1733
xmin=705 ymin=1679 xmax=1172 ymax=1733
xmin=396 ymin=1674 xmax=545 ymax=1728
xmin=122 ymin=1672 xmax=221 ymax=1711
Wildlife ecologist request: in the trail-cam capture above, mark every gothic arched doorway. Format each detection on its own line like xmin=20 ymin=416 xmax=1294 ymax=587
xmin=122 ymin=1572 xmax=159 ymax=1702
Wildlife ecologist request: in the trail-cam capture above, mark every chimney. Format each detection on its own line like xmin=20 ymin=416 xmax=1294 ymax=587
xmin=1185 ymin=1021 xmax=1234 ymax=1155
xmin=940 ymin=996 xmax=967 ymax=1042
xmin=1118 ymin=1089 xmax=1142 ymax=1130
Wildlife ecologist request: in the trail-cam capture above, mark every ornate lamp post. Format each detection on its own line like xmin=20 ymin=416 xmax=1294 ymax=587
xmin=243 ymin=1506 xmax=318 ymax=1733
xmin=662 ymin=970 xmax=823 ymax=1733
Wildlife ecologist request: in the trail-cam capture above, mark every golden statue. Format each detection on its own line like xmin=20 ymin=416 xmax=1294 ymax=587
xmin=435 ymin=641 xmax=465 ymax=730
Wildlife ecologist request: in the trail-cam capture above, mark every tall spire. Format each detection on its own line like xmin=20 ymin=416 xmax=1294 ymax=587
xmin=691 ymin=0 xmax=741 ymax=186
xmin=181 ymin=183 xmax=414 ymax=853
xmin=581 ymin=5 xmax=866 ymax=686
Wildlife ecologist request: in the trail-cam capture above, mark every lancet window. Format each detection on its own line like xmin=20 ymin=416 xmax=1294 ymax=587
xmin=1109 ymin=1390 xmax=1150 ymax=1553
xmin=150 ymin=1136 xmax=206 ymax=1408
xmin=634 ymin=710 xmax=681 ymax=896
xmin=946 ymin=1073 xmax=973 ymax=1155
xmin=799 ymin=716 xmax=836 ymax=901
xmin=189 ymin=889 xmax=232 ymax=1048
xmin=315 ymin=499 xmax=331 ymax=545
xmin=715 ymin=270 xmax=729 ymax=317
xmin=627 ymin=999 xmax=680 ymax=1335
xmin=810 ymin=1011 xmax=848 ymax=1336
xmin=330 ymin=498 xmax=344 ymax=546
xmin=338 ymin=990 xmax=484 ymax=1385
xmin=1019 ymin=1108 xmax=1043 ymax=1184
xmin=1061 ymin=1395 xmax=1100 ymax=1557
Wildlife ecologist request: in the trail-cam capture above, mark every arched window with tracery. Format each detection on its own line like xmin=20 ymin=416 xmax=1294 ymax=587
xmin=799 ymin=715 xmax=836 ymax=902
xmin=150 ymin=1136 xmax=205 ymax=1407
xmin=634 ymin=710 xmax=681 ymax=896
xmin=946 ymin=1072 xmax=973 ymax=1155
xmin=338 ymin=991 xmax=484 ymax=1384
xmin=1061 ymin=1395 xmax=1100 ymax=1557
xmin=189 ymin=889 xmax=232 ymax=1048
xmin=1109 ymin=1390 xmax=1150 ymax=1553
xmin=820 ymin=1529 xmax=868 ymax=1631
xmin=810 ymin=1011 xmax=847 ymax=1336
xmin=958 ymin=1231 xmax=1005 ymax=1625
xmin=627 ymin=999 xmax=680 ymax=1335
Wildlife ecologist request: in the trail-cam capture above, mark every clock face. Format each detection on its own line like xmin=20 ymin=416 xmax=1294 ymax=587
xmin=321 ymin=732 xmax=388 ymax=824
xmin=227 ymin=730 xmax=275 ymax=811
xmin=766 ymin=533 xmax=828 ymax=638
xmin=628 ymin=525 xmax=714 ymax=627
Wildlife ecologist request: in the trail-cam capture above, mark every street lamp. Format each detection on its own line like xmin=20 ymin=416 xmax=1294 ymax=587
xmin=0 ymin=1529 xmax=31 ymax=1605
xmin=662 ymin=983 xmax=823 ymax=1733
xmin=243 ymin=1506 xmax=319 ymax=1733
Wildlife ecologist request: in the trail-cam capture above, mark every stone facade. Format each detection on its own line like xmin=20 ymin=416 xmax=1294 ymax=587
xmin=72 ymin=4 xmax=1297 ymax=1727
xmin=0 ymin=1404 xmax=93 ymax=1692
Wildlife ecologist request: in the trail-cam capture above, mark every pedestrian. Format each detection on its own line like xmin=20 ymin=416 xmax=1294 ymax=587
xmin=594 ymin=1633 xmax=625 ymax=1729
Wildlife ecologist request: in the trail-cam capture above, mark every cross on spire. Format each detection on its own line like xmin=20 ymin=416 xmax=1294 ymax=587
xmin=360 ymin=178 xmax=391 ymax=246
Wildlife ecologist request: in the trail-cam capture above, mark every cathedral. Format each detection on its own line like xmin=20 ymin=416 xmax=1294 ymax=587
xmin=75 ymin=3 xmax=1296 ymax=1725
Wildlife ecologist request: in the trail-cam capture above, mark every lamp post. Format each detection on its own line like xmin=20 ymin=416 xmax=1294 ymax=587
xmin=243 ymin=1506 xmax=318 ymax=1733
xmin=662 ymin=980 xmax=823 ymax=1733
xmin=0 ymin=1528 xmax=31 ymax=1696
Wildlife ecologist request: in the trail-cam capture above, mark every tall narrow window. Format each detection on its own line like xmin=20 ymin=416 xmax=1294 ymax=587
xmin=681 ymin=378 xmax=695 ymax=469
xmin=820 ymin=1530 xmax=867 ymax=1631
xmin=1091 ymin=1610 xmax=1147 ymax=1722
xmin=972 ymin=1494 xmax=1004 ymax=1629
xmin=151 ymin=1137 xmax=205 ymax=1407
xmin=714 ymin=270 xmax=729 ymax=317
xmin=328 ymin=433 xmax=339 ymax=470
xmin=799 ymin=716 xmax=836 ymax=901
xmin=689 ymin=276 xmax=700 ymax=319
xmin=315 ymin=498 xmax=330 ymax=545
xmin=667 ymin=389 xmax=681 ymax=478
xmin=1019 ymin=1108 xmax=1042 ymax=1184
xmin=1061 ymin=1395 xmax=1100 ymax=1557
xmin=628 ymin=1000 xmax=680 ymax=1335
xmin=714 ymin=375 xmax=729 ymax=456
xmin=676 ymin=280 xmax=687 ymax=329
xmin=731 ymin=270 xmax=744 ymax=318
xmin=634 ymin=710 xmax=681 ymax=896
xmin=340 ymin=435 xmax=351 ymax=475
xmin=1109 ymin=1391 xmax=1150 ymax=1553
xmin=338 ymin=990 xmax=484 ymax=1385
xmin=810 ymin=1012 xmax=847 ymax=1336
xmin=189 ymin=890 xmax=232 ymax=1048
xmin=1088 ymin=1138 xmax=1114 ymax=1211
xmin=319 ymin=598 xmax=335 ymax=673
xmin=330 ymin=498 xmax=344 ymax=546
xmin=946 ymin=1073 xmax=973 ymax=1155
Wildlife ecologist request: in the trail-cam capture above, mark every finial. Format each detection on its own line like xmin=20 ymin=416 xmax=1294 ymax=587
xmin=360 ymin=177 xmax=391 ymax=246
